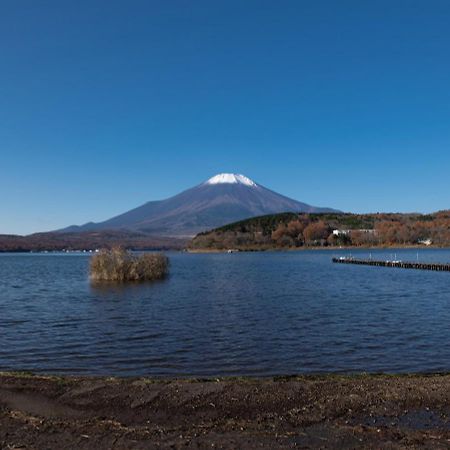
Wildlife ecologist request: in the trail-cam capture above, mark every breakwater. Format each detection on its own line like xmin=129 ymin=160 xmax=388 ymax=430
xmin=332 ymin=257 xmax=450 ymax=272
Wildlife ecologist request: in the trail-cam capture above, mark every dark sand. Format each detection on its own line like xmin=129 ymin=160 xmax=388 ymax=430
xmin=1 ymin=372 xmax=450 ymax=449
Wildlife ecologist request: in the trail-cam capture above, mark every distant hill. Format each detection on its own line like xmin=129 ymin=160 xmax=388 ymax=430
xmin=189 ymin=211 xmax=450 ymax=250
xmin=0 ymin=230 xmax=186 ymax=253
xmin=61 ymin=173 xmax=339 ymax=237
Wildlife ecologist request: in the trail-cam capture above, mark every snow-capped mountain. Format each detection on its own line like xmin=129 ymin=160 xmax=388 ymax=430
xmin=62 ymin=173 xmax=338 ymax=236
xmin=205 ymin=173 xmax=257 ymax=186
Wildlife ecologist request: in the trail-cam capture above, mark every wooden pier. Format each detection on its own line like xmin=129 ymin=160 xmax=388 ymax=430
xmin=332 ymin=257 xmax=450 ymax=272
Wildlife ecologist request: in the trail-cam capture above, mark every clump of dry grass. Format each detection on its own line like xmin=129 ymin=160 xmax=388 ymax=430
xmin=90 ymin=247 xmax=169 ymax=282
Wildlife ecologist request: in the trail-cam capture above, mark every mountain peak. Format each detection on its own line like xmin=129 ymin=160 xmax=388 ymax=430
xmin=205 ymin=173 xmax=257 ymax=187
xmin=60 ymin=173 xmax=339 ymax=236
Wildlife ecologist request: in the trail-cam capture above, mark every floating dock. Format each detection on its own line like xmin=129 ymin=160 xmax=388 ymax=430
xmin=332 ymin=257 xmax=450 ymax=272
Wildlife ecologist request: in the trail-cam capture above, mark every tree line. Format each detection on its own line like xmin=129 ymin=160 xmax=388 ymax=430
xmin=190 ymin=211 xmax=450 ymax=250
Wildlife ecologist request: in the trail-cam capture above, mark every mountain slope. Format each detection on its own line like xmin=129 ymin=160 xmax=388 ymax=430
xmin=63 ymin=173 xmax=339 ymax=236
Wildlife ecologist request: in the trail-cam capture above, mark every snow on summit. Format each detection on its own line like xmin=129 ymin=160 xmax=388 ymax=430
xmin=205 ymin=173 xmax=257 ymax=187
xmin=63 ymin=172 xmax=338 ymax=235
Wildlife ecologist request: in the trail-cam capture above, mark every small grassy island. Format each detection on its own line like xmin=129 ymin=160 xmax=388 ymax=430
xmin=190 ymin=211 xmax=450 ymax=251
xmin=90 ymin=247 xmax=169 ymax=282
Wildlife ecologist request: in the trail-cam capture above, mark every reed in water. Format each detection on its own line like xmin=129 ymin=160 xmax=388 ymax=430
xmin=90 ymin=247 xmax=169 ymax=282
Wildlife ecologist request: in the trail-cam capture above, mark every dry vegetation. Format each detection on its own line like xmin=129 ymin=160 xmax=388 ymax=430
xmin=90 ymin=247 xmax=169 ymax=282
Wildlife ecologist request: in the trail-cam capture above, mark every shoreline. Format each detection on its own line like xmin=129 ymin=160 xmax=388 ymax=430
xmin=2 ymin=244 xmax=448 ymax=254
xmin=187 ymin=244 xmax=448 ymax=253
xmin=1 ymin=371 xmax=449 ymax=448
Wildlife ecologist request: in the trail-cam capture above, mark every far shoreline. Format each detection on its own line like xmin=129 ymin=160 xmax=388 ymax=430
xmin=2 ymin=244 xmax=449 ymax=254
xmin=186 ymin=244 xmax=447 ymax=253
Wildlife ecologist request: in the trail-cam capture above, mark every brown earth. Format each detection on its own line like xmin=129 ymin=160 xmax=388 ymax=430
xmin=1 ymin=372 xmax=450 ymax=449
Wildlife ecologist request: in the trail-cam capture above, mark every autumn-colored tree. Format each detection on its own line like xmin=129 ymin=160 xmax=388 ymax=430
xmin=271 ymin=223 xmax=288 ymax=243
xmin=375 ymin=221 xmax=401 ymax=244
xmin=350 ymin=230 xmax=377 ymax=246
xmin=303 ymin=221 xmax=330 ymax=245
xmin=286 ymin=219 xmax=308 ymax=245
xmin=287 ymin=220 xmax=304 ymax=236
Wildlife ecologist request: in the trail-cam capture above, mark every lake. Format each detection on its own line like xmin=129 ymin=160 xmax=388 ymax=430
xmin=1 ymin=248 xmax=450 ymax=377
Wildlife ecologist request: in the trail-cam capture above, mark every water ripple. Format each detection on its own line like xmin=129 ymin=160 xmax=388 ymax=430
xmin=1 ymin=249 xmax=450 ymax=376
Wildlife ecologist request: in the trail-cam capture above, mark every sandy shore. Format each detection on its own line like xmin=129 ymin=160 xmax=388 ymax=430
xmin=1 ymin=372 xmax=450 ymax=449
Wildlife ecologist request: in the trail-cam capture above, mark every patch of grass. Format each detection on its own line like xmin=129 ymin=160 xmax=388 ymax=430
xmin=90 ymin=247 xmax=169 ymax=282
xmin=0 ymin=370 xmax=35 ymax=378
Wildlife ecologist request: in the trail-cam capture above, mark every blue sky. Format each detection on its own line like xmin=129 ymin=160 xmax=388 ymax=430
xmin=2 ymin=1 xmax=450 ymax=234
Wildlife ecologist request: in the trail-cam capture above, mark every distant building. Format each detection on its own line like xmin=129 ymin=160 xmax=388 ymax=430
xmin=332 ymin=229 xmax=376 ymax=236
xmin=332 ymin=229 xmax=349 ymax=236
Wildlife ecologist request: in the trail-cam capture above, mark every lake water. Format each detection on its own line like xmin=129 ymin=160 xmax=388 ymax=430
xmin=1 ymin=249 xmax=450 ymax=377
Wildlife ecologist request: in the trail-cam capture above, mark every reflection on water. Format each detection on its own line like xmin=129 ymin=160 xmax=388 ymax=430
xmin=1 ymin=248 xmax=450 ymax=376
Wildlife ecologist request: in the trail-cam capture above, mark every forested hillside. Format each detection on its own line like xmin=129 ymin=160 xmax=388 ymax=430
xmin=190 ymin=211 xmax=450 ymax=250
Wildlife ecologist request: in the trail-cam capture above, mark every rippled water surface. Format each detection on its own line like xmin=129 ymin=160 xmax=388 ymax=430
xmin=1 ymin=249 xmax=450 ymax=376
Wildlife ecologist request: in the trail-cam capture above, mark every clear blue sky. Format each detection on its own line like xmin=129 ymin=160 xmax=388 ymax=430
xmin=2 ymin=0 xmax=450 ymax=235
